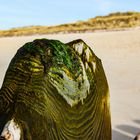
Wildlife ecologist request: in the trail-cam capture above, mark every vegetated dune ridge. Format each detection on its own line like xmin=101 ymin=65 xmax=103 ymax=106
xmin=0 ymin=28 xmax=140 ymax=140
xmin=0 ymin=11 xmax=140 ymax=37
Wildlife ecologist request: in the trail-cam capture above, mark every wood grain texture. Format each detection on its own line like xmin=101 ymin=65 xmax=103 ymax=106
xmin=0 ymin=39 xmax=111 ymax=140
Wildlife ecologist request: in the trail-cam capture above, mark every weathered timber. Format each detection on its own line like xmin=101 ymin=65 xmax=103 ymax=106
xmin=0 ymin=39 xmax=111 ymax=140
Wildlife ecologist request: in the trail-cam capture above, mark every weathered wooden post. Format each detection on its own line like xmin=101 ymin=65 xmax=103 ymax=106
xmin=0 ymin=39 xmax=111 ymax=140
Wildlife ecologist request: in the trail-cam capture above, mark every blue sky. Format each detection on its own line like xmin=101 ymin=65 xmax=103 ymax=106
xmin=0 ymin=0 xmax=140 ymax=29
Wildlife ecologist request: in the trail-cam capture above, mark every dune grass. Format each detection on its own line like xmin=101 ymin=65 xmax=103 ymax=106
xmin=0 ymin=11 xmax=140 ymax=37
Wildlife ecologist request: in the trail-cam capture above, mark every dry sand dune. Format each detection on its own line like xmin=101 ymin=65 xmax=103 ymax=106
xmin=0 ymin=28 xmax=140 ymax=140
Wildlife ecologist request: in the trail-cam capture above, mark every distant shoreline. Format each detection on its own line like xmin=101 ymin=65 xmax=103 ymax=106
xmin=0 ymin=26 xmax=140 ymax=38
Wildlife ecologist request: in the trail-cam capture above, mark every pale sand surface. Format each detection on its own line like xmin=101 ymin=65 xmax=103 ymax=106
xmin=0 ymin=29 xmax=140 ymax=139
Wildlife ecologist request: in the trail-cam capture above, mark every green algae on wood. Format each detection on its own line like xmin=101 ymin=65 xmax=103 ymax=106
xmin=0 ymin=39 xmax=111 ymax=140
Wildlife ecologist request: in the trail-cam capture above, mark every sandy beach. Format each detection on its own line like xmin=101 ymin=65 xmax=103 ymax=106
xmin=0 ymin=28 xmax=140 ymax=139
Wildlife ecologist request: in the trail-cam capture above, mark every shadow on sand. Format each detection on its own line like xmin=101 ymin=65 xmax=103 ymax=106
xmin=112 ymin=129 xmax=132 ymax=140
xmin=112 ymin=120 xmax=140 ymax=140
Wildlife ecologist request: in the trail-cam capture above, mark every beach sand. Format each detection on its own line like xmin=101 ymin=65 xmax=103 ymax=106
xmin=0 ymin=28 xmax=140 ymax=140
